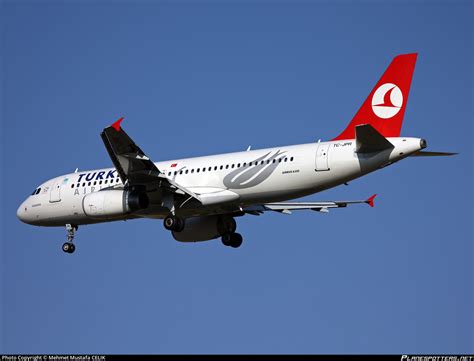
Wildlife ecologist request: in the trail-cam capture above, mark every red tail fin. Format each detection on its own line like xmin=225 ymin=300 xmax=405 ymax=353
xmin=333 ymin=53 xmax=417 ymax=140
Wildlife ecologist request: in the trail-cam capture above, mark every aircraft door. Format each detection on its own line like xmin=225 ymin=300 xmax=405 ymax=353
xmin=50 ymin=179 xmax=62 ymax=203
xmin=315 ymin=143 xmax=331 ymax=171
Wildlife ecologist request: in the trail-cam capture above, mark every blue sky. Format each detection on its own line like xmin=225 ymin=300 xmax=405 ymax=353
xmin=1 ymin=0 xmax=472 ymax=354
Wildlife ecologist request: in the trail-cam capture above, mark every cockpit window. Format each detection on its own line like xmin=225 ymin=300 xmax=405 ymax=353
xmin=31 ymin=187 xmax=42 ymax=196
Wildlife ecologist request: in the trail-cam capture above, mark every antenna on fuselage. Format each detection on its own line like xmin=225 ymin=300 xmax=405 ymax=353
xmin=74 ymin=168 xmax=78 ymax=173
xmin=246 ymin=145 xmax=252 ymax=151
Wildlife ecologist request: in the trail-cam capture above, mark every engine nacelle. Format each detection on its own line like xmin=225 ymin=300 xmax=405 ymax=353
xmin=83 ymin=189 xmax=148 ymax=219
xmin=172 ymin=215 xmax=236 ymax=242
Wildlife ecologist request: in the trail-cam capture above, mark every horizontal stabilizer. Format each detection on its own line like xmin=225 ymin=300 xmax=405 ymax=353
xmin=409 ymin=151 xmax=458 ymax=157
xmin=355 ymin=124 xmax=394 ymax=153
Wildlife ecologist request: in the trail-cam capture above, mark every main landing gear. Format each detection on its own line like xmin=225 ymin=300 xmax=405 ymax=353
xmin=163 ymin=214 xmax=185 ymax=232
xmin=221 ymin=232 xmax=243 ymax=248
xmin=62 ymin=224 xmax=78 ymax=254
xmin=219 ymin=217 xmax=243 ymax=248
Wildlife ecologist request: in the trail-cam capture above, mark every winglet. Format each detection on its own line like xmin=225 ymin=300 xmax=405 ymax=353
xmin=366 ymin=194 xmax=377 ymax=207
xmin=111 ymin=117 xmax=124 ymax=131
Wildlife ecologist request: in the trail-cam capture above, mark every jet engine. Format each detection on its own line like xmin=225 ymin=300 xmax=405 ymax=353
xmin=172 ymin=215 xmax=236 ymax=242
xmin=83 ymin=189 xmax=149 ymax=219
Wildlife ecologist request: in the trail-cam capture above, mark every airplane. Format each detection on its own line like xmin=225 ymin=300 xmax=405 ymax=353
xmin=17 ymin=53 xmax=456 ymax=253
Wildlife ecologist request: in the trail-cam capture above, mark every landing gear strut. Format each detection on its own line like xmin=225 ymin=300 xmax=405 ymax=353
xmin=163 ymin=215 xmax=185 ymax=232
xmin=62 ymin=224 xmax=77 ymax=254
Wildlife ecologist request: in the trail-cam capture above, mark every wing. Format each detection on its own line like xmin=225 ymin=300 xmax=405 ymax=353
xmin=100 ymin=118 xmax=202 ymax=202
xmin=244 ymin=194 xmax=376 ymax=215
xmin=101 ymin=117 xmax=160 ymax=184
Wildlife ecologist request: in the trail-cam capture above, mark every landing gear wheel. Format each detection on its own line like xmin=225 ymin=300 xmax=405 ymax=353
xmin=62 ymin=242 xmax=75 ymax=253
xmin=164 ymin=215 xmax=185 ymax=232
xmin=221 ymin=232 xmax=243 ymax=248
xmin=230 ymin=233 xmax=243 ymax=248
xmin=221 ymin=233 xmax=233 ymax=246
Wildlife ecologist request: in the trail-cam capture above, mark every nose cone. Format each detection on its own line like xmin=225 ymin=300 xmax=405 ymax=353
xmin=17 ymin=201 xmax=33 ymax=224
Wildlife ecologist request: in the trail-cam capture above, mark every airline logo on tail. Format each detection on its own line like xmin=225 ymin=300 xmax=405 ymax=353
xmin=332 ymin=53 xmax=417 ymax=140
xmin=371 ymin=83 xmax=403 ymax=119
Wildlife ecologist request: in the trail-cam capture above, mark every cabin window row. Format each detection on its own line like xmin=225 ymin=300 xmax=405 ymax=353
xmin=166 ymin=156 xmax=294 ymax=177
xmin=71 ymin=178 xmax=121 ymax=188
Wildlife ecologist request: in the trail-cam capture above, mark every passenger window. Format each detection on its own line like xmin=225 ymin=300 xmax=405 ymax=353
xmin=208 ymin=167 xmax=212 ymax=171
xmin=225 ymin=165 xmax=229 ymax=169
xmin=99 ymin=181 xmax=102 ymax=185
xmin=279 ymin=159 xmax=282 ymax=163
xmin=71 ymin=184 xmax=74 ymax=188
xmin=290 ymin=157 xmax=294 ymax=161
xmin=243 ymin=162 xmax=246 ymax=167
xmin=273 ymin=159 xmax=276 ymax=163
xmin=220 ymin=165 xmax=223 ymax=170
xmin=168 ymin=172 xmax=171 ymax=176
xmin=231 ymin=164 xmax=234 ymax=168
xmin=105 ymin=180 xmax=108 ymax=184
xmin=88 ymin=182 xmax=91 ymax=186
xmin=82 ymin=182 xmax=86 ymax=187
xmin=180 ymin=170 xmax=183 ymax=175
xmin=266 ymin=160 xmax=270 ymax=164
xmin=191 ymin=169 xmax=194 ymax=173
xmin=197 ymin=168 xmax=200 ymax=173
xmin=284 ymin=158 xmax=287 ymax=162
xmin=237 ymin=163 xmax=240 ymax=167
xmin=185 ymin=170 xmax=189 ymax=174
xmin=260 ymin=161 xmax=264 ymax=165
xmin=174 ymin=171 xmax=177 ymax=176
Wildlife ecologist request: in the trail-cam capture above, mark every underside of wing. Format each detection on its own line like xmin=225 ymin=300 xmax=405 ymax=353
xmin=244 ymin=195 xmax=377 ymax=215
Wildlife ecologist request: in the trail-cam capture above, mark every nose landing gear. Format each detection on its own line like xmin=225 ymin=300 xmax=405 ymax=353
xmin=62 ymin=224 xmax=78 ymax=254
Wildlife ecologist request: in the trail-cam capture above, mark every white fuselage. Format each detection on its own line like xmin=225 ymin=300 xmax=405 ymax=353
xmin=17 ymin=137 xmax=424 ymax=227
